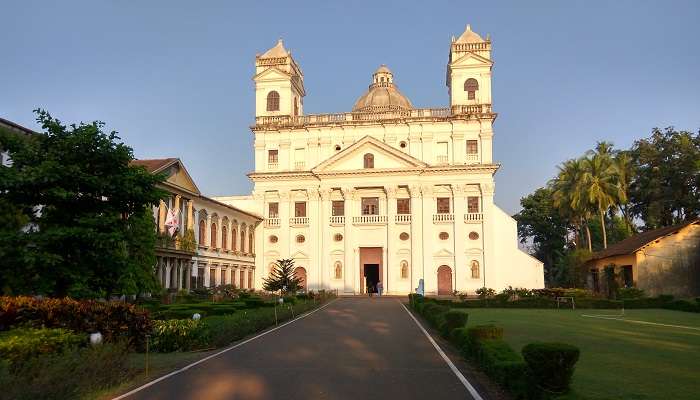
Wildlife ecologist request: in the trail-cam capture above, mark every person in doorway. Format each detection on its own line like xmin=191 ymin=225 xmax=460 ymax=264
xmin=377 ymin=281 xmax=383 ymax=296
xmin=367 ymin=283 xmax=373 ymax=297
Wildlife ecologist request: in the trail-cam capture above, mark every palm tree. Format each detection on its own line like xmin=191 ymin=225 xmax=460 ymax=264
xmin=613 ymin=152 xmax=634 ymax=233
xmin=580 ymin=154 xmax=624 ymax=249
xmin=551 ymin=158 xmax=592 ymax=251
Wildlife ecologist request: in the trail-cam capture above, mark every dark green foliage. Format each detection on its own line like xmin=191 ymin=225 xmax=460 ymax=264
xmin=0 ymin=342 xmax=132 ymax=400
xmin=0 ymin=328 xmax=85 ymax=366
xmin=0 ymin=110 xmax=164 ymax=297
xmin=150 ymin=319 xmax=210 ymax=352
xmin=0 ymin=296 xmax=151 ymax=348
xmin=476 ymin=339 xmax=528 ymax=396
xmin=421 ymin=303 xmax=449 ymax=329
xmin=440 ymin=310 xmax=468 ymax=337
xmin=263 ymin=258 xmax=302 ymax=294
xmin=522 ymin=342 xmax=580 ymax=394
xmin=663 ymin=299 xmax=700 ymax=313
xmin=617 ymin=287 xmax=646 ymax=299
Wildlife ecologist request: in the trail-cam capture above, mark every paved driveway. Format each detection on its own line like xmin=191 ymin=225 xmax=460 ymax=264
xmin=121 ymin=297 xmax=477 ymax=400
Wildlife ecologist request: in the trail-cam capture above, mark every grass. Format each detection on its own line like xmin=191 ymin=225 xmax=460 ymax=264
xmin=460 ymin=308 xmax=700 ymax=400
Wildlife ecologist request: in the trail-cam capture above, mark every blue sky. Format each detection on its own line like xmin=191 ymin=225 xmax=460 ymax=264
xmin=2 ymin=0 xmax=699 ymax=213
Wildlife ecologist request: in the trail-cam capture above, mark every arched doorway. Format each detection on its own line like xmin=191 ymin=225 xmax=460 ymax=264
xmin=294 ymin=267 xmax=307 ymax=291
xmin=437 ymin=265 xmax=452 ymax=295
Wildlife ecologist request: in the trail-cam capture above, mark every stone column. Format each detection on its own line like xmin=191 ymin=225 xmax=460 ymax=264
xmin=308 ymin=187 xmax=320 ymax=291
xmin=279 ymin=139 xmax=291 ymax=171
xmin=385 ymin=186 xmax=397 ymax=294
xmin=480 ymin=127 xmax=494 ymax=164
xmin=481 ymin=182 xmax=496 ymax=288
xmin=421 ymin=185 xmax=435 ymax=295
xmin=158 ymin=200 xmax=167 ymax=233
xmin=187 ymin=200 xmax=194 ymax=230
xmin=342 ymin=188 xmax=355 ymax=293
xmin=205 ymin=214 xmax=212 ymax=248
xmin=280 ymin=191 xmax=291 ymax=257
xmin=319 ymin=188 xmax=332 ymax=291
xmin=453 ymin=185 xmax=467 ymax=292
xmin=409 ymin=185 xmax=423 ymax=293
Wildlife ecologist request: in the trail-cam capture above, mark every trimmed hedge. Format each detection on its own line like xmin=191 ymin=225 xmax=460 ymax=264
xmin=477 ymin=339 xmax=528 ymax=396
xmin=0 ymin=328 xmax=85 ymax=367
xmin=440 ymin=310 xmax=469 ymax=338
xmin=0 ymin=296 xmax=151 ymax=348
xmin=522 ymin=342 xmax=580 ymax=395
xmin=0 ymin=342 xmax=132 ymax=400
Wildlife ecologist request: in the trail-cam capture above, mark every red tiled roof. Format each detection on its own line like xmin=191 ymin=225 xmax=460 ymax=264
xmin=130 ymin=158 xmax=177 ymax=173
xmin=589 ymin=219 xmax=699 ymax=261
xmin=0 ymin=117 xmax=39 ymax=135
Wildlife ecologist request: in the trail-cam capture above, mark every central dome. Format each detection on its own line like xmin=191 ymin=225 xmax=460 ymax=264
xmin=352 ymin=65 xmax=413 ymax=112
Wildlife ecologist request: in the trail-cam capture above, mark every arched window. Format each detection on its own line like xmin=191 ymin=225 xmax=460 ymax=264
xmin=248 ymin=232 xmax=254 ymax=253
xmin=363 ymin=153 xmax=374 ymax=168
xmin=210 ymin=223 xmax=217 ymax=248
xmin=240 ymin=227 xmax=246 ymax=253
xmin=464 ymin=78 xmax=479 ymax=100
xmin=266 ymin=91 xmax=280 ymax=111
xmin=471 ymin=260 xmax=480 ymax=279
xmin=222 ymin=227 xmax=228 ymax=250
xmin=400 ymin=261 xmax=409 ymax=279
xmin=334 ymin=262 xmax=342 ymax=279
xmin=232 ymin=227 xmax=237 ymax=251
xmin=198 ymin=220 xmax=206 ymax=244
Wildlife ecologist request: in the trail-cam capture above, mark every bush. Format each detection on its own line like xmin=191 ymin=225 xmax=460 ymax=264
xmin=0 ymin=341 xmax=132 ymax=400
xmin=464 ymin=325 xmax=503 ymax=357
xmin=421 ymin=303 xmax=449 ymax=329
xmin=0 ymin=296 xmax=151 ymax=349
xmin=151 ymin=319 xmax=210 ymax=352
xmin=477 ymin=339 xmax=527 ymax=395
xmin=522 ymin=342 xmax=580 ymax=394
xmin=440 ymin=310 xmax=468 ymax=338
xmin=0 ymin=328 xmax=85 ymax=367
xmin=617 ymin=287 xmax=646 ymax=299
xmin=663 ymin=299 xmax=700 ymax=313
xmin=476 ymin=287 xmax=496 ymax=299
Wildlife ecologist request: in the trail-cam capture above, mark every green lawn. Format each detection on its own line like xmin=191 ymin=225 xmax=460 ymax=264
xmin=461 ymin=308 xmax=700 ymax=400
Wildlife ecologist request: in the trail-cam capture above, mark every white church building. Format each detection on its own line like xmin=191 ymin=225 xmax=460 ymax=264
xmin=217 ymin=25 xmax=544 ymax=295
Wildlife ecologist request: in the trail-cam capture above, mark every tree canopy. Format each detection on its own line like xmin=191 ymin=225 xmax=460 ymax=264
xmin=263 ymin=259 xmax=302 ymax=294
xmin=0 ymin=110 xmax=165 ymax=298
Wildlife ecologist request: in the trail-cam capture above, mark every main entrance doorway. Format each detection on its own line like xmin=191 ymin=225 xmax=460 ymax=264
xmin=437 ymin=265 xmax=453 ymax=295
xmin=359 ymin=247 xmax=383 ymax=294
xmin=364 ymin=264 xmax=379 ymax=294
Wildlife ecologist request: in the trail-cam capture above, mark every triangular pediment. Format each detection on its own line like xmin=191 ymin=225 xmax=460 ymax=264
xmin=312 ymin=136 xmax=427 ymax=173
xmin=433 ymin=248 xmax=454 ymax=258
xmin=161 ymin=159 xmax=201 ymax=196
xmin=290 ymin=250 xmax=309 ymax=260
xmin=451 ymin=52 xmax=493 ymax=67
xmin=253 ymin=67 xmax=291 ymax=81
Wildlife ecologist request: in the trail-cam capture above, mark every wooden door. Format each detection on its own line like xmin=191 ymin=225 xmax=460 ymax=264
xmin=295 ymin=267 xmax=307 ymax=290
xmin=437 ymin=265 xmax=452 ymax=295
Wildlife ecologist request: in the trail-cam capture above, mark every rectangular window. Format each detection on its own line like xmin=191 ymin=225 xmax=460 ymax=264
xmin=622 ymin=266 xmax=633 ymax=287
xmin=221 ymin=269 xmax=227 ymax=285
xmin=268 ymin=149 xmax=278 ymax=163
xmin=268 ymin=202 xmax=279 ymax=218
xmin=466 ymin=140 xmax=478 ymax=154
xmin=197 ymin=267 xmax=205 ymax=288
xmin=467 ymin=196 xmax=480 ymax=213
xmin=397 ymin=198 xmax=411 ymax=214
xmin=361 ymin=197 xmax=379 ymax=215
xmin=332 ymin=200 xmax=345 ymax=216
xmin=437 ymin=197 xmax=450 ymax=214
xmin=295 ymin=201 xmax=307 ymax=217
xmin=209 ymin=268 xmax=216 ymax=288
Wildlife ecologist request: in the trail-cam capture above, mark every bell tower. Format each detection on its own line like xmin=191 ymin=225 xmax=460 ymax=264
xmin=254 ymin=39 xmax=306 ymax=117
xmin=446 ymin=25 xmax=493 ymax=108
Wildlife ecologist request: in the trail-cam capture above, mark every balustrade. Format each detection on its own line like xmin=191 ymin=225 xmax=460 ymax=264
xmin=329 ymin=216 xmax=345 ymax=225
xmin=352 ymin=215 xmax=387 ymax=225
xmin=264 ymin=218 xmax=280 ymax=228
xmin=433 ymin=213 xmax=454 ymax=223
xmin=289 ymin=217 xmax=310 ymax=226
xmin=395 ymin=214 xmax=412 ymax=224
xmin=464 ymin=213 xmax=484 ymax=222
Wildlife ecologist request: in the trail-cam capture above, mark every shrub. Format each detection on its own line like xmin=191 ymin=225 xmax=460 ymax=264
xmin=663 ymin=299 xmax=700 ymax=313
xmin=0 ymin=296 xmax=151 ymax=349
xmin=0 ymin=328 xmax=85 ymax=367
xmin=0 ymin=341 xmax=132 ymax=400
xmin=440 ymin=310 xmax=468 ymax=338
xmin=522 ymin=342 xmax=580 ymax=394
xmin=421 ymin=303 xmax=449 ymax=329
xmin=477 ymin=339 xmax=527 ymax=395
xmin=464 ymin=325 xmax=503 ymax=357
xmin=151 ymin=319 xmax=210 ymax=352
xmin=617 ymin=287 xmax=646 ymax=299
xmin=476 ymin=287 xmax=496 ymax=299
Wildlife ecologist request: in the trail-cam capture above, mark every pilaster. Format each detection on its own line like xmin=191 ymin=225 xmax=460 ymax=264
xmin=481 ymin=182 xmax=496 ymax=288
xmin=453 ymin=184 xmax=467 ymax=291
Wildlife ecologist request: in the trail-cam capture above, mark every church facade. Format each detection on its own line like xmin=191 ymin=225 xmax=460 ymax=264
xmin=217 ymin=25 xmax=544 ymax=295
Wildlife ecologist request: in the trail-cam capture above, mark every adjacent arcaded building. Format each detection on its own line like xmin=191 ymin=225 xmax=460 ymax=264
xmin=217 ymin=25 xmax=544 ymax=295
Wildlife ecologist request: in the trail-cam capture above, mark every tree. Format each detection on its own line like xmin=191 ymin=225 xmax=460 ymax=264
xmin=263 ymin=259 xmax=302 ymax=294
xmin=612 ymin=151 xmax=635 ymax=234
xmin=580 ymin=152 xmax=624 ymax=249
xmin=514 ymin=187 xmax=569 ymax=285
xmin=0 ymin=110 xmax=165 ymax=297
xmin=551 ymin=158 xmax=592 ymax=251
xmin=629 ymin=127 xmax=700 ymax=229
